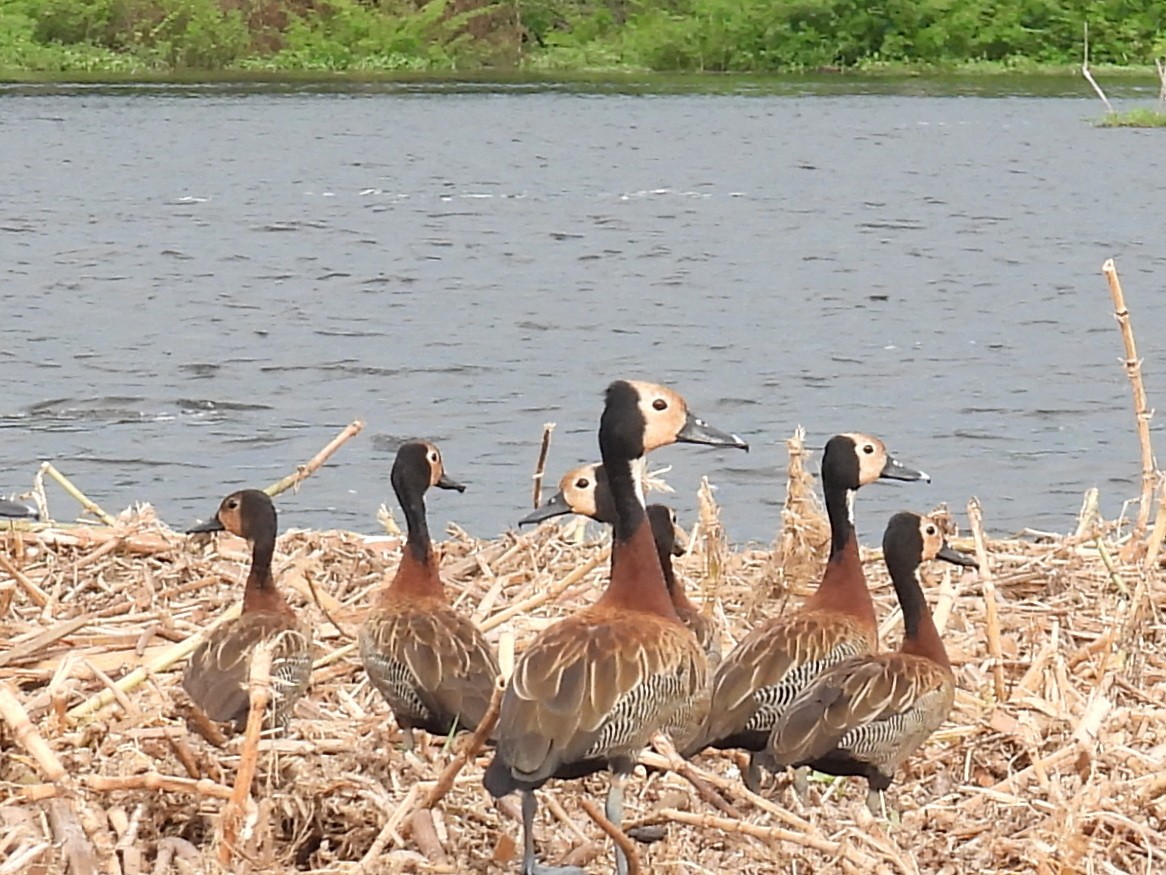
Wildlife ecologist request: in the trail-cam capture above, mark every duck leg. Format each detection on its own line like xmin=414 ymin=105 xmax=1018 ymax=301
xmin=744 ymin=750 xmax=775 ymax=794
xmin=520 ymin=790 xmax=586 ymax=875
xmin=790 ymin=765 xmax=811 ymax=803
xmin=606 ymin=772 xmax=628 ymax=875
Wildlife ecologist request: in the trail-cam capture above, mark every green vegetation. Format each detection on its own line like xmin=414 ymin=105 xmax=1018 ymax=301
xmin=0 ymin=0 xmax=1163 ymax=76
xmin=1097 ymin=106 xmax=1166 ymax=127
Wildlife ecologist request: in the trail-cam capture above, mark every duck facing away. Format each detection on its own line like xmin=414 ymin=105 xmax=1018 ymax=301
xmin=520 ymin=463 xmax=719 ymax=664
xmin=485 ymin=380 xmax=747 ymax=875
xmin=184 ymin=489 xmax=311 ymax=731
xmin=359 ymin=440 xmax=499 ymax=749
xmin=767 ymin=511 xmax=977 ymax=815
xmin=682 ymin=433 xmax=928 ymax=791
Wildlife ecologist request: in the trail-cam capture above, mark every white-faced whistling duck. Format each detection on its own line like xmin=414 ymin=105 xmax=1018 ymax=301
xmin=767 ymin=510 xmax=977 ymax=815
xmin=0 ymin=497 xmax=37 ymax=519
xmin=359 ymin=440 xmax=499 ymax=750
xmin=485 ymin=380 xmax=747 ymax=875
xmin=184 ymin=489 xmax=312 ymax=731
xmin=520 ymin=463 xmax=720 ymax=665
xmin=681 ymin=433 xmax=928 ymax=792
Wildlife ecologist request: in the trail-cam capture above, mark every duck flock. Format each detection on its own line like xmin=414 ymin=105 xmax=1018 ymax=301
xmin=4 ymin=379 xmax=983 ymax=873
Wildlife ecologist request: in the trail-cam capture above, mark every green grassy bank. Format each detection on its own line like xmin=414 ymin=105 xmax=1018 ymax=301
xmin=0 ymin=0 xmax=1163 ymax=77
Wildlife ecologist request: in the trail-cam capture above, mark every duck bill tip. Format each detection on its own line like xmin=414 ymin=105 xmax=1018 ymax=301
xmin=437 ymin=474 xmax=467 ymax=493
xmin=937 ymin=544 xmax=978 ymax=568
xmin=517 ymin=493 xmax=571 ymax=527
xmin=678 ymin=413 xmax=749 ymax=451
xmin=186 ymin=518 xmax=224 ymax=535
xmin=881 ymin=457 xmax=929 ymax=483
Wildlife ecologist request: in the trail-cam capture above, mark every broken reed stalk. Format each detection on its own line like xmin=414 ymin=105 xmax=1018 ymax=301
xmin=217 ymin=639 xmax=273 ymax=866
xmin=0 ymin=551 xmax=49 ymax=607
xmin=0 ymin=680 xmax=101 ymax=875
xmin=653 ymin=809 xmax=860 ymax=863
xmin=578 ymin=797 xmax=641 ymax=875
xmin=696 ymin=476 xmax=726 ymax=603
xmin=0 ymin=679 xmax=68 ymax=781
xmin=1103 ymin=259 xmax=1157 ymax=558
xmin=22 ymin=773 xmax=234 ymax=802
xmin=39 ymin=462 xmax=117 ymax=526
xmin=531 ymin=422 xmax=555 ymax=509
xmin=67 ymin=603 xmax=243 ymax=720
xmin=968 ymin=498 xmax=1006 ymax=702
xmin=263 ymin=419 xmax=364 ymax=499
xmin=399 ymin=679 xmax=505 ymax=843
xmin=1144 ymin=478 xmax=1166 ymax=569
xmin=479 ymin=547 xmax=610 ymax=633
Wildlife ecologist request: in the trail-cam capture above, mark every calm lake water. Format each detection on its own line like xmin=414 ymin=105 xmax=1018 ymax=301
xmin=2 ymin=77 xmax=1164 ymax=545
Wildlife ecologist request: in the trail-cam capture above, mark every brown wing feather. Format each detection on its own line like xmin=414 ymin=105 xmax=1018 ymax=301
xmin=183 ymin=611 xmax=311 ymax=730
xmin=360 ymin=598 xmax=499 ymax=736
xmin=492 ymin=607 xmax=706 ymax=788
xmin=768 ymin=653 xmax=953 ymax=771
xmin=686 ymin=610 xmax=873 ymax=754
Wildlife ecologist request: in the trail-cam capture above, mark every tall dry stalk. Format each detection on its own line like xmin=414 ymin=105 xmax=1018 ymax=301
xmin=1081 ymin=24 xmax=1115 ymax=114
xmin=1102 ymin=259 xmax=1158 ymax=560
xmin=531 ymin=422 xmax=555 ymax=509
xmin=696 ymin=476 xmax=727 ymax=604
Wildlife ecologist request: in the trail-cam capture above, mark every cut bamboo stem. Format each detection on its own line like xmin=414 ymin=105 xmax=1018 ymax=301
xmin=263 ymin=419 xmax=364 ymax=499
xmin=1103 ymin=259 xmax=1157 ymax=560
xmin=40 ymin=463 xmax=117 ymax=526
xmin=217 ymin=639 xmax=273 ymax=866
xmin=531 ymin=422 xmax=555 ymax=510
xmin=968 ymin=498 xmax=1006 ymax=702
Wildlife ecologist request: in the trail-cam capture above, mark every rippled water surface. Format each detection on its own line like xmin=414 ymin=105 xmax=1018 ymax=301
xmin=3 ymin=79 xmax=1164 ymax=544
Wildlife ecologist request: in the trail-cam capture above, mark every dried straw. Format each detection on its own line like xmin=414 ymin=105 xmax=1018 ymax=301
xmin=2 ymin=265 xmax=1165 ymax=873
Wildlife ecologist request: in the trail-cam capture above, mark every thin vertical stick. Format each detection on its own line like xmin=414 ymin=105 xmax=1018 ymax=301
xmin=1156 ymin=58 xmax=1166 ymax=114
xmin=968 ymin=498 xmax=1006 ymax=702
xmin=1103 ymin=259 xmax=1157 ymax=559
xmin=530 ymin=423 xmax=555 ymax=509
xmin=217 ymin=641 xmax=273 ymax=866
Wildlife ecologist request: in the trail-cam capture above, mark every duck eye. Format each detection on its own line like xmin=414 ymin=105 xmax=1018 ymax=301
xmin=226 ymin=498 xmax=239 ymax=509
xmin=862 ymin=444 xmax=875 ymax=454
xmin=653 ymin=398 xmax=667 ymax=411
xmin=576 ymin=478 xmax=589 ymax=489
xmin=428 ymin=451 xmax=439 ymax=464
xmin=926 ymin=525 xmax=936 ymax=535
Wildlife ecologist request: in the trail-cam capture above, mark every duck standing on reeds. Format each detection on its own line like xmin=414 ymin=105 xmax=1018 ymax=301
xmin=767 ymin=511 xmax=977 ymax=815
xmin=184 ymin=489 xmax=312 ymax=731
xmin=359 ymin=441 xmax=499 ymax=749
xmin=682 ymin=433 xmax=928 ymax=792
xmin=520 ymin=463 xmax=719 ymax=665
xmin=486 ymin=380 xmax=747 ymax=875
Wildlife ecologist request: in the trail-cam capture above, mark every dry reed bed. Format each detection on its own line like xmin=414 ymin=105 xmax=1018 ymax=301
xmin=1 ymin=444 xmax=1164 ymax=875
